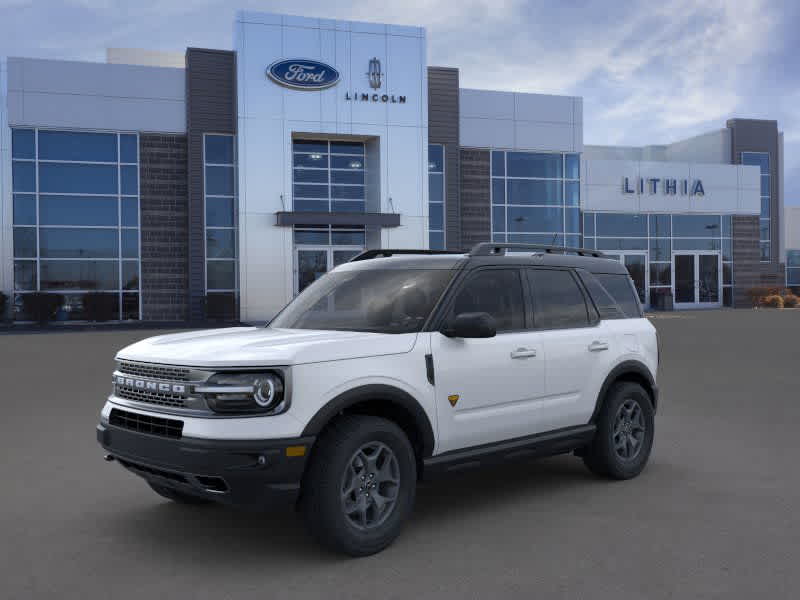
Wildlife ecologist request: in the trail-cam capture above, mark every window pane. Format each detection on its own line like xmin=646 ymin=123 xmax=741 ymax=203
xmin=429 ymin=202 xmax=444 ymax=230
xmin=649 ymin=238 xmax=671 ymax=261
xmin=12 ymin=129 xmax=35 ymax=159
xmin=761 ymin=197 xmax=770 ymax=218
xmin=722 ymin=238 xmax=732 ymax=261
xmin=207 ymin=260 xmax=236 ymax=290
xmin=330 ymin=141 xmax=364 ymax=155
xmin=492 ymin=179 xmax=505 ymax=205
xmin=565 ymin=154 xmax=580 ymax=179
xmin=205 ymin=135 xmax=234 ymax=164
xmin=294 ymin=229 xmax=329 ymax=244
xmin=122 ymin=261 xmax=139 ymax=290
xmin=760 ymin=242 xmax=770 ymax=261
xmin=206 ymin=197 xmax=234 ymax=227
xmin=120 ymin=134 xmax=138 ymax=163
xmin=565 ymin=208 xmax=580 ymax=233
xmin=294 ymin=153 xmax=329 ymax=168
xmin=121 ymin=229 xmax=139 ymax=258
xmin=741 ymin=152 xmax=769 ymax=174
xmin=428 ymin=145 xmax=444 ymax=172
xmin=650 ymin=263 xmax=671 ymax=286
xmin=40 ymin=195 xmax=118 ymax=226
xmin=12 ymin=161 xmax=35 ymax=192
xmin=207 ymin=229 xmax=236 ymax=258
xmin=331 ymin=230 xmax=366 ymax=245
xmin=565 ymin=181 xmax=579 ymax=206
xmin=759 ymin=219 xmax=770 ymax=241
xmin=760 ymin=175 xmax=770 ymax=196
xmin=452 ymin=270 xmax=525 ymax=332
xmin=38 ymin=131 xmax=117 ymax=162
xmin=331 ymin=200 xmax=365 ymax=212
xmin=13 ymin=194 xmax=36 ymax=225
xmin=596 ymin=213 xmax=647 ymax=237
xmin=331 ymin=170 xmax=364 ymax=185
xmin=121 ymin=165 xmax=138 ymax=195
xmin=331 ymin=185 xmax=364 ymax=200
xmin=507 ymin=206 xmax=563 ymax=232
xmin=565 ymin=234 xmax=581 ymax=248
xmin=293 ymin=168 xmax=329 ymax=183
xmin=13 ymin=227 xmax=37 ymax=258
xmin=723 ymin=287 xmax=732 ymax=307
xmin=492 ymin=206 xmax=505 ymax=233
xmin=649 ymin=214 xmax=671 ymax=237
xmin=723 ymin=263 xmax=732 ymax=285
xmin=673 ymin=238 xmax=721 ymax=251
xmin=583 ymin=213 xmax=595 ymax=236
xmin=429 ymin=173 xmax=444 ymax=203
xmin=40 ymin=260 xmax=119 ymax=290
xmin=491 ymin=151 xmax=505 ymax=177
xmin=672 ymin=214 xmax=722 ymax=237
xmin=721 ymin=215 xmax=732 ymax=237
xmin=595 ymin=273 xmax=641 ymax=318
xmin=293 ymin=140 xmax=328 ymax=154
xmin=507 ymin=152 xmax=562 ymax=178
xmin=40 ymin=228 xmax=118 ymax=258
xmin=528 ymin=269 xmax=589 ymax=329
xmin=39 ymin=163 xmax=118 ymax=194
xmin=507 ymin=179 xmax=562 ymax=205
xmin=331 ymin=155 xmax=363 ymax=169
xmin=294 ymin=183 xmax=329 ymax=199
xmin=121 ymin=198 xmax=138 ymax=227
xmin=509 ymin=233 xmax=564 ymax=245
xmin=122 ymin=293 xmax=140 ymax=320
xmin=788 ymin=268 xmax=800 ymax=285
xmin=295 ymin=200 xmax=329 ymax=212
xmin=14 ymin=261 xmax=37 ymax=291
xmin=577 ymin=271 xmax=622 ymax=320
xmin=206 ymin=166 xmax=235 ymax=195
xmin=596 ymin=238 xmax=647 ymax=251
xmin=787 ymin=251 xmax=800 ymax=268
xmin=429 ymin=231 xmax=444 ymax=250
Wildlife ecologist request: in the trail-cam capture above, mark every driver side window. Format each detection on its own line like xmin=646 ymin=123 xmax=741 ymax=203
xmin=450 ymin=269 xmax=525 ymax=333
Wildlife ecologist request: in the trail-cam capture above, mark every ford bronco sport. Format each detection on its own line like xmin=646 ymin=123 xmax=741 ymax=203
xmin=97 ymin=242 xmax=659 ymax=556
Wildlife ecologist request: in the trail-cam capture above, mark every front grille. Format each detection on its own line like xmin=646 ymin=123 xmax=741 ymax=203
xmin=109 ymin=408 xmax=183 ymax=439
xmin=118 ymin=361 xmax=191 ymax=382
xmin=115 ymin=387 xmax=187 ymax=408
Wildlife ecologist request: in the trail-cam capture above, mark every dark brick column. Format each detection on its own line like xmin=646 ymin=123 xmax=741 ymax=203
xmin=732 ymin=215 xmax=760 ymax=307
xmin=139 ymin=134 xmax=189 ymax=321
xmin=459 ymin=149 xmax=491 ymax=251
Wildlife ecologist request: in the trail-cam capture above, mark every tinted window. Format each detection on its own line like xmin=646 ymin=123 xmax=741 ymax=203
xmin=595 ymin=273 xmax=642 ymax=318
xmin=507 ymin=152 xmax=562 ymax=178
xmin=451 ymin=269 xmax=525 ymax=332
xmin=38 ymin=131 xmax=117 ymax=162
xmin=528 ymin=269 xmax=589 ymax=329
xmin=205 ymin=135 xmax=234 ymax=164
xmin=595 ymin=213 xmax=647 ymax=237
xmin=40 ymin=195 xmax=118 ymax=226
xmin=39 ymin=163 xmax=118 ymax=194
xmin=577 ymin=271 xmax=624 ymax=320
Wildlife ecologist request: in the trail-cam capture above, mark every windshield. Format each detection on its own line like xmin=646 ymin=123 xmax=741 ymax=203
xmin=270 ymin=268 xmax=455 ymax=333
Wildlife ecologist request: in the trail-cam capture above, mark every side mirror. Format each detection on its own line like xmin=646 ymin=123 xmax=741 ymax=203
xmin=442 ymin=312 xmax=497 ymax=338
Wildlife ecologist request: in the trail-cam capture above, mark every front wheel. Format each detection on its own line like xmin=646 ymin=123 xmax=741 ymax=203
xmin=300 ymin=415 xmax=417 ymax=556
xmin=583 ymin=382 xmax=654 ymax=479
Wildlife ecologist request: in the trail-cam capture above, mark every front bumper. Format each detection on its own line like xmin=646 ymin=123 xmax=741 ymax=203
xmin=97 ymin=423 xmax=315 ymax=509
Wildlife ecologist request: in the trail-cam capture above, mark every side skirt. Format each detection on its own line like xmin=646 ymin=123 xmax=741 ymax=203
xmin=421 ymin=424 xmax=596 ymax=480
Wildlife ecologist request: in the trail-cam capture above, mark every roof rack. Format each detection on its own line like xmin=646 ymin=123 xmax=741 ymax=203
xmin=469 ymin=242 xmax=605 ymax=258
xmin=349 ymin=249 xmax=464 ymax=262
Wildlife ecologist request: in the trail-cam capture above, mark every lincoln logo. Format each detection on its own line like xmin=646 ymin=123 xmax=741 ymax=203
xmin=115 ymin=375 xmax=186 ymax=394
xmin=266 ymin=59 xmax=341 ymax=90
xmin=367 ymin=57 xmax=382 ymax=89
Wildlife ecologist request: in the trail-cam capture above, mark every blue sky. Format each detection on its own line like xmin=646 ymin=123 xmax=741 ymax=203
xmin=2 ymin=0 xmax=798 ymax=204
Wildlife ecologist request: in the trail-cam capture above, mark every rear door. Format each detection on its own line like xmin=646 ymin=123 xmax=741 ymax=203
xmin=525 ymin=268 xmax=617 ymax=431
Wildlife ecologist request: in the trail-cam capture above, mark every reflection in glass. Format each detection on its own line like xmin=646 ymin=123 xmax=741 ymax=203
xmin=206 ymin=229 xmax=236 ymax=259
xmin=39 ymin=163 xmax=118 ymax=194
xmin=39 ymin=228 xmax=118 ymax=258
xmin=207 ymin=260 xmax=236 ymax=290
xmin=40 ymin=195 xmax=118 ymax=226
xmin=40 ymin=261 xmax=119 ymax=290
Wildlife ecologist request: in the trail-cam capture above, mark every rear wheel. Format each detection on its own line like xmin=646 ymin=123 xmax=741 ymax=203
xmin=583 ymin=382 xmax=654 ymax=479
xmin=301 ymin=415 xmax=417 ymax=556
xmin=148 ymin=482 xmax=210 ymax=505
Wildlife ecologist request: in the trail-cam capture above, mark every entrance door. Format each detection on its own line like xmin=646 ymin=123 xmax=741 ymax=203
xmin=672 ymin=252 xmax=721 ymax=308
xmin=604 ymin=252 xmax=648 ymax=308
xmin=295 ymin=247 xmax=362 ymax=294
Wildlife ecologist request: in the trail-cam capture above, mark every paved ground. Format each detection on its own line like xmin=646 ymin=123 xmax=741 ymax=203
xmin=2 ymin=310 xmax=799 ymax=599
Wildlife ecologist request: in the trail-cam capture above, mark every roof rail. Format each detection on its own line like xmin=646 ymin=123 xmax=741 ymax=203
xmin=469 ymin=242 xmax=606 ymax=258
xmin=349 ymin=249 xmax=464 ymax=262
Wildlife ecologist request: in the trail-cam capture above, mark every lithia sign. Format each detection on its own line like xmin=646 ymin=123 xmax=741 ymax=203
xmin=267 ymin=57 xmax=407 ymax=103
xmin=623 ymin=177 xmax=705 ymax=196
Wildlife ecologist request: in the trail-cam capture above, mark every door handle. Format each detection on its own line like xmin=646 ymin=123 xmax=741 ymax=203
xmin=588 ymin=341 xmax=609 ymax=352
xmin=510 ymin=347 xmax=537 ymax=359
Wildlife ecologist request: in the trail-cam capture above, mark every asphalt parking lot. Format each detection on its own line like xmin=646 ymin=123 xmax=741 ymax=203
xmin=2 ymin=309 xmax=799 ymax=599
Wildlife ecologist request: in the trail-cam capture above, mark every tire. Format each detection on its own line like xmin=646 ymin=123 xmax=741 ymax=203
xmin=583 ymin=381 xmax=654 ymax=480
xmin=148 ymin=481 xmax=211 ymax=505
xmin=300 ymin=415 xmax=417 ymax=556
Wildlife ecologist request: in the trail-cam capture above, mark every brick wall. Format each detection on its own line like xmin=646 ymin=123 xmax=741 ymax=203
xmin=139 ymin=134 xmax=189 ymax=321
xmin=732 ymin=215 xmax=787 ymax=307
xmin=459 ymin=149 xmax=491 ymax=251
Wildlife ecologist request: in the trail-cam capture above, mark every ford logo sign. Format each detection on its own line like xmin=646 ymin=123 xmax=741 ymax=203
xmin=267 ymin=59 xmax=340 ymax=90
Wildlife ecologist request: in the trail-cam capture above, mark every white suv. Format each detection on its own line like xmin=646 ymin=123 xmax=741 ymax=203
xmin=97 ymin=243 xmax=659 ymax=556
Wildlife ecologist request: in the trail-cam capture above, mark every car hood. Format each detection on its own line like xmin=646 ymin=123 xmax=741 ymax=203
xmin=115 ymin=327 xmax=418 ymax=368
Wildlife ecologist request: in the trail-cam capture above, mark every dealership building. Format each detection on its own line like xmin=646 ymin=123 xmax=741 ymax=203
xmin=0 ymin=11 xmax=794 ymax=323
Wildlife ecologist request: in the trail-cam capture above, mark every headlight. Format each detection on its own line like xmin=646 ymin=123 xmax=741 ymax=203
xmin=197 ymin=372 xmax=287 ymax=415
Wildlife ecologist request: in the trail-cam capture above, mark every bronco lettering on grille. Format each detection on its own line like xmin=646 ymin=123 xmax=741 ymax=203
xmin=115 ymin=375 xmax=186 ymax=394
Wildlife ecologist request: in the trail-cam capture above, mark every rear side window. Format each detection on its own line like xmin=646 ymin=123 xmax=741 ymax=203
xmin=594 ymin=273 xmax=643 ymax=318
xmin=527 ymin=269 xmax=590 ymax=329
xmin=577 ymin=270 xmax=625 ymax=320
xmin=451 ymin=269 xmax=525 ymax=332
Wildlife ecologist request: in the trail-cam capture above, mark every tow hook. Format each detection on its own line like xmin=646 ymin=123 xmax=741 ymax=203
xmin=103 ymin=454 xmax=115 ymax=462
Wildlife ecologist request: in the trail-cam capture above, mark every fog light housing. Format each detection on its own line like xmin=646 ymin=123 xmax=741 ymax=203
xmin=199 ymin=372 xmax=286 ymax=415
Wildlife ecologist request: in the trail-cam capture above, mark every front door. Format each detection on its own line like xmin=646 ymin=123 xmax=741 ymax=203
xmin=295 ymin=247 xmax=362 ymax=294
xmin=604 ymin=252 xmax=648 ymax=308
xmin=672 ymin=252 xmax=721 ymax=309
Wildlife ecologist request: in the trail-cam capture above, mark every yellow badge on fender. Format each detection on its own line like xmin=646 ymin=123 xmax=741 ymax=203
xmin=448 ymin=394 xmax=459 ymax=407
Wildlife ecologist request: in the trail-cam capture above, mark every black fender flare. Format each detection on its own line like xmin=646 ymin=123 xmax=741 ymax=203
xmin=591 ymin=360 xmax=658 ymax=422
xmin=301 ymin=384 xmax=436 ymax=458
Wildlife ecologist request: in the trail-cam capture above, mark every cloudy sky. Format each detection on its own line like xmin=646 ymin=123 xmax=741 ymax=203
xmin=2 ymin=0 xmax=798 ymax=204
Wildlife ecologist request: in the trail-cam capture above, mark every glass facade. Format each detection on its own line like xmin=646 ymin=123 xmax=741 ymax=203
xmin=204 ymin=134 xmax=238 ymax=296
xmin=292 ymin=140 xmax=365 ymax=213
xmin=11 ymin=128 xmax=140 ymax=320
xmin=787 ymin=250 xmax=800 ymax=290
xmin=584 ymin=213 xmax=734 ymax=307
xmin=428 ymin=144 xmax=445 ymax=249
xmin=491 ymin=150 xmax=580 ymax=247
xmin=742 ymin=152 xmax=770 ymax=261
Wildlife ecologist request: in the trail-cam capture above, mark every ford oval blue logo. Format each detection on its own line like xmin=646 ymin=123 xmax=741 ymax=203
xmin=267 ymin=59 xmax=340 ymax=90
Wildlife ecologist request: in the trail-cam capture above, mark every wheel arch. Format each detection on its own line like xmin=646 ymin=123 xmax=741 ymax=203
xmin=301 ymin=384 xmax=436 ymax=463
xmin=591 ymin=360 xmax=658 ymax=422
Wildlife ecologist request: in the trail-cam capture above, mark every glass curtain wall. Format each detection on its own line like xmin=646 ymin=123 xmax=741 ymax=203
xmin=787 ymin=250 xmax=800 ymax=291
xmin=11 ymin=128 xmax=140 ymax=320
xmin=491 ymin=151 xmax=580 ymax=247
xmin=428 ymin=144 xmax=445 ymax=249
xmin=583 ymin=212 xmax=734 ymax=307
xmin=741 ymin=152 xmax=770 ymax=261
xmin=292 ymin=140 xmax=365 ymax=212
